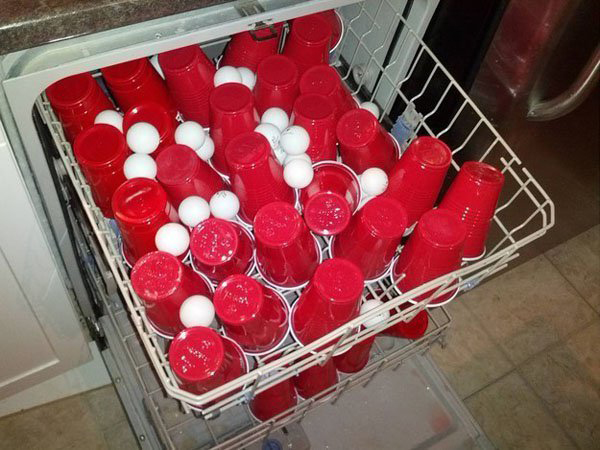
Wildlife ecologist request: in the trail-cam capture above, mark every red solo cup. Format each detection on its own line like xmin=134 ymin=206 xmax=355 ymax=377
xmin=336 ymin=109 xmax=398 ymax=174
xmin=299 ymin=162 xmax=361 ymax=236
xmin=254 ymin=55 xmax=300 ymax=115
xmin=333 ymin=332 xmax=375 ymax=374
xmin=209 ymin=83 xmax=259 ymax=175
xmin=46 ymin=73 xmax=113 ymax=143
xmin=332 ymin=197 xmax=407 ymax=280
xmin=101 ymin=58 xmax=176 ymax=118
xmin=131 ymin=251 xmax=213 ymax=337
xmin=214 ymin=274 xmax=289 ymax=354
xmin=316 ymin=10 xmax=343 ymax=52
xmin=190 ymin=218 xmax=254 ymax=283
xmin=292 ymin=94 xmax=337 ymax=162
xmin=225 ymin=132 xmax=295 ymax=222
xmin=112 ymin=178 xmax=178 ymax=264
xmin=155 ymin=144 xmax=226 ymax=208
xmin=283 ymin=14 xmax=333 ymax=74
xmin=392 ymin=209 xmax=466 ymax=306
xmin=294 ymin=358 xmax=338 ymax=399
xmin=122 ymin=102 xmax=177 ymax=155
xmin=385 ymin=137 xmax=452 ymax=227
xmin=221 ymin=23 xmax=284 ymax=71
xmin=168 ymin=327 xmax=247 ymax=398
xmin=158 ymin=46 xmax=216 ymax=126
xmin=299 ymin=64 xmax=357 ymax=120
xmin=291 ymin=258 xmax=364 ymax=346
xmin=250 ymin=373 xmax=297 ymax=421
xmin=254 ymin=202 xmax=320 ymax=288
xmin=439 ymin=161 xmax=505 ymax=259
xmin=73 ymin=124 xmax=127 ymax=218
xmin=383 ymin=307 xmax=429 ymax=339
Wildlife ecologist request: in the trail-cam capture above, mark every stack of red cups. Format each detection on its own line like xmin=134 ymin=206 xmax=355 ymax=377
xmin=220 ymin=23 xmax=284 ymax=71
xmin=299 ymin=64 xmax=357 ymax=120
xmin=254 ymin=55 xmax=300 ymax=115
xmin=292 ymin=94 xmax=337 ymax=162
xmin=122 ymin=102 xmax=177 ymax=155
xmin=283 ymin=14 xmax=333 ymax=74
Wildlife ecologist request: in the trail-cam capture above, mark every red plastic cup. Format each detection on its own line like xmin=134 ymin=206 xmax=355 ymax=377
xmin=122 ymin=102 xmax=177 ymax=155
xmin=131 ymin=251 xmax=213 ymax=337
xmin=299 ymin=162 xmax=361 ymax=236
xmin=316 ymin=10 xmax=343 ymax=52
xmin=46 ymin=73 xmax=113 ymax=143
xmin=225 ymin=132 xmax=295 ymax=223
xmin=336 ymin=109 xmax=398 ymax=174
xmin=291 ymin=258 xmax=364 ymax=346
xmin=112 ymin=178 xmax=178 ymax=264
xmin=209 ymin=83 xmax=259 ymax=175
xmin=190 ymin=218 xmax=254 ymax=283
xmin=169 ymin=327 xmax=247 ymax=398
xmin=383 ymin=307 xmax=429 ymax=339
xmin=292 ymin=94 xmax=337 ymax=162
xmin=158 ymin=46 xmax=216 ymax=126
xmin=293 ymin=358 xmax=338 ymax=399
xmin=155 ymin=144 xmax=226 ymax=208
xmin=221 ymin=23 xmax=284 ymax=71
xmin=73 ymin=124 xmax=127 ymax=218
xmin=332 ymin=197 xmax=407 ymax=280
xmin=385 ymin=137 xmax=453 ymax=227
xmin=299 ymin=64 xmax=357 ymax=120
xmin=333 ymin=333 xmax=375 ymax=373
xmin=254 ymin=55 xmax=300 ymax=115
xmin=439 ymin=161 xmax=505 ymax=259
xmin=254 ymin=202 xmax=320 ymax=288
xmin=101 ymin=58 xmax=176 ymax=117
xmin=283 ymin=14 xmax=333 ymax=74
xmin=214 ymin=274 xmax=289 ymax=354
xmin=250 ymin=373 xmax=297 ymax=421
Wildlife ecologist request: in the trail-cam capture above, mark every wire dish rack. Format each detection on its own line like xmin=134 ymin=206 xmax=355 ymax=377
xmin=36 ymin=0 xmax=554 ymax=446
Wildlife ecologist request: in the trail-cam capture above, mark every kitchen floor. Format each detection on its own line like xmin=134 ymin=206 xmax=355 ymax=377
xmin=0 ymin=225 xmax=598 ymax=449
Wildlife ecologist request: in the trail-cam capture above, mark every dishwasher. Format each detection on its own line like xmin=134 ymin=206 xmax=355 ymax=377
xmin=0 ymin=0 xmax=554 ymax=448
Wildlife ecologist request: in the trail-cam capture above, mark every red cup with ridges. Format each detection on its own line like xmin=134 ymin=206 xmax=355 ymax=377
xmin=209 ymin=83 xmax=259 ymax=175
xmin=46 ymin=73 xmax=113 ymax=143
xmin=112 ymin=178 xmax=178 ymax=264
xmin=439 ymin=161 xmax=504 ymax=259
xmin=333 ymin=333 xmax=375 ymax=373
xmin=292 ymin=94 xmax=337 ymax=162
xmin=254 ymin=202 xmax=320 ymax=288
xmin=226 ymin=131 xmax=295 ymax=223
xmin=336 ymin=109 xmax=398 ymax=174
xmin=383 ymin=308 xmax=429 ymax=339
xmin=250 ymin=373 xmax=297 ymax=421
xmin=155 ymin=144 xmax=226 ymax=208
xmin=214 ymin=274 xmax=289 ymax=354
xmin=333 ymin=197 xmax=407 ymax=280
xmin=283 ymin=14 xmax=333 ymax=74
xmin=190 ymin=218 xmax=254 ymax=283
xmin=254 ymin=55 xmax=300 ymax=115
xmin=221 ymin=23 xmax=284 ymax=71
xmin=123 ymin=102 xmax=177 ymax=155
xmin=73 ymin=124 xmax=127 ymax=218
xmin=101 ymin=58 xmax=176 ymax=118
xmin=299 ymin=64 xmax=357 ymax=120
xmin=131 ymin=251 xmax=213 ymax=337
xmin=294 ymin=357 xmax=338 ymax=399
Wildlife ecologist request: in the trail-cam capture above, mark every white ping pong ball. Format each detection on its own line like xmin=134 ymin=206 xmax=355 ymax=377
xmin=283 ymin=159 xmax=314 ymax=189
xmin=280 ymin=125 xmax=310 ymax=155
xmin=149 ymin=55 xmax=165 ymax=79
xmin=360 ymin=299 xmax=390 ymax=328
xmin=123 ymin=154 xmax=157 ymax=180
xmin=175 ymin=121 xmax=206 ymax=151
xmin=273 ymin=146 xmax=287 ymax=165
xmin=261 ymin=107 xmax=289 ymax=132
xmin=209 ymin=191 xmax=240 ymax=220
xmin=178 ymin=196 xmax=211 ymax=228
xmin=360 ymin=101 xmax=380 ymax=118
xmin=360 ymin=168 xmax=388 ymax=196
xmin=214 ymin=66 xmax=242 ymax=86
xmin=237 ymin=67 xmax=256 ymax=90
xmin=284 ymin=152 xmax=312 ymax=166
xmin=126 ymin=122 xmax=160 ymax=154
xmin=255 ymin=123 xmax=281 ymax=150
xmin=94 ymin=110 xmax=123 ymax=132
xmin=179 ymin=295 xmax=215 ymax=328
xmin=196 ymin=135 xmax=215 ymax=161
xmin=155 ymin=223 xmax=190 ymax=257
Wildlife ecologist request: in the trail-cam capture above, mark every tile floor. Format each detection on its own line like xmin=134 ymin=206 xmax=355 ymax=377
xmin=0 ymin=225 xmax=598 ymax=449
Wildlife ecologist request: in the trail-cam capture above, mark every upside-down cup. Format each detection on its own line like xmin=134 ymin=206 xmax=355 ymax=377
xmin=112 ymin=178 xmax=178 ymax=264
xmin=221 ymin=23 xmax=284 ymax=71
xmin=292 ymin=94 xmax=337 ymax=162
xmin=101 ymin=58 xmax=176 ymax=117
xmin=190 ymin=218 xmax=254 ymax=283
xmin=385 ymin=136 xmax=453 ymax=227
xmin=214 ymin=274 xmax=289 ymax=354
xmin=392 ymin=209 xmax=466 ymax=306
xmin=226 ymin=131 xmax=295 ymax=223
xmin=123 ymin=102 xmax=177 ymax=155
xmin=283 ymin=14 xmax=333 ymax=74
xmin=316 ymin=10 xmax=343 ymax=53
xmin=158 ymin=46 xmax=216 ymax=126
xmin=250 ymin=372 xmax=298 ymax=421
xmin=46 ymin=73 xmax=113 ymax=143
xmin=209 ymin=83 xmax=258 ymax=175
xmin=294 ymin=357 xmax=338 ymax=399
xmin=155 ymin=144 xmax=226 ymax=208
xmin=333 ymin=333 xmax=375 ymax=374
xmin=332 ymin=197 xmax=407 ymax=281
xmin=299 ymin=162 xmax=361 ymax=236
xmin=254 ymin=55 xmax=300 ymax=115
xmin=438 ymin=161 xmax=505 ymax=259
xmin=254 ymin=202 xmax=320 ymax=288
xmin=131 ymin=251 xmax=213 ymax=337
xmin=73 ymin=124 xmax=127 ymax=218
xmin=383 ymin=307 xmax=429 ymax=340
xmin=299 ymin=64 xmax=356 ymax=120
